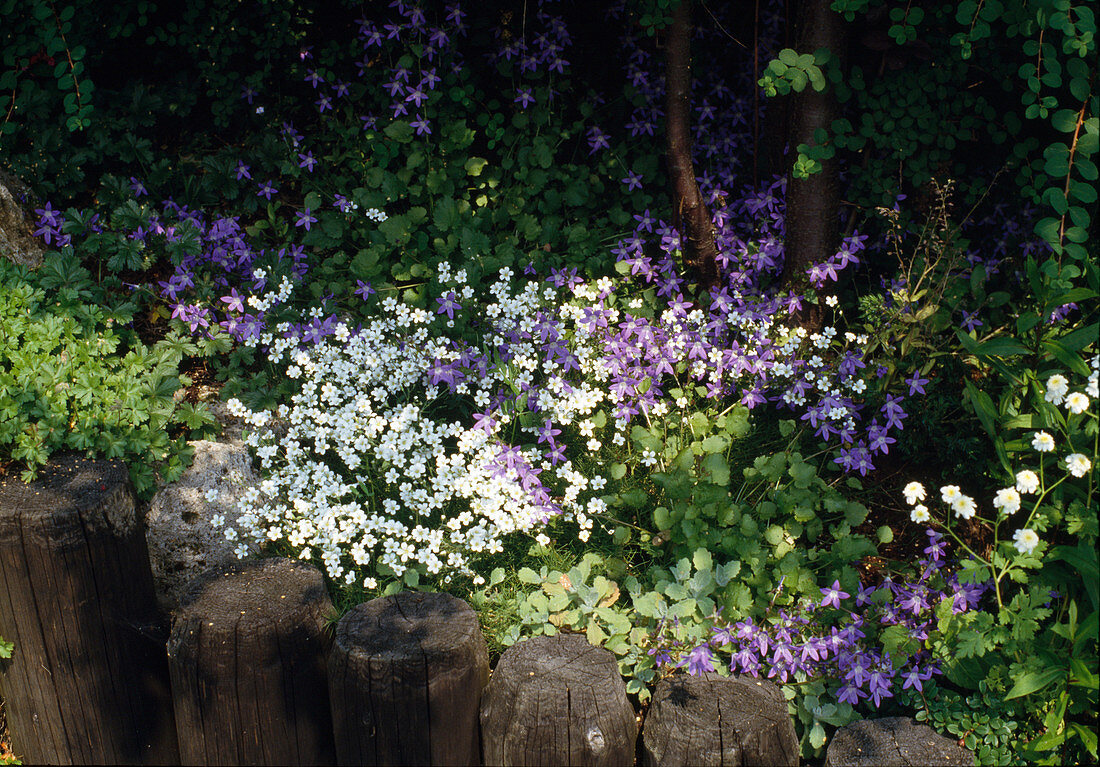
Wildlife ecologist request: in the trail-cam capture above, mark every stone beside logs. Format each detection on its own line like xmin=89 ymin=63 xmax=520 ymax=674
xmin=167 ymin=557 xmax=335 ymax=766
xmin=824 ymin=716 xmax=974 ymax=767
xmin=0 ymin=452 xmax=179 ymax=765
xmin=641 ymin=672 xmax=799 ymax=767
xmin=328 ymin=591 xmax=489 ymax=766
xmin=480 ymin=633 xmax=637 ymax=767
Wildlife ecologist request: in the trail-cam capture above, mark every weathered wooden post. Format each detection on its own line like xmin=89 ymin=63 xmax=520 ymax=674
xmin=166 ymin=557 xmax=335 ymax=766
xmin=0 ymin=453 xmax=179 ymax=765
xmin=824 ymin=717 xmax=974 ymax=766
xmin=328 ymin=591 xmax=488 ymax=766
xmin=640 ymin=672 xmax=798 ymax=766
xmin=480 ymin=633 xmax=637 ymax=767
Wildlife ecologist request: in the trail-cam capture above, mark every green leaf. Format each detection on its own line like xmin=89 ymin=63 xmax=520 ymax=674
xmin=633 ymin=590 xmax=664 ymax=618
xmin=700 ymin=435 xmax=727 ymax=453
xmin=1052 ymin=109 xmax=1079 ymax=133
xmin=1006 ymin=667 xmax=1064 ymax=700
xmin=976 ymin=336 xmax=1028 ymax=357
xmin=464 ymin=157 xmax=488 ymax=177
xmin=809 ymin=722 xmax=827 ymax=749
xmin=693 ymin=547 xmax=713 ymax=574
xmin=963 ymin=379 xmax=998 ymax=440
xmin=702 ymin=453 xmax=729 ymax=485
xmin=517 ymin=567 xmax=542 ymax=585
xmin=654 ymin=507 xmax=671 ymax=531
xmin=383 ymin=120 xmax=413 ymax=143
xmin=1042 ymin=339 xmax=1092 ymax=378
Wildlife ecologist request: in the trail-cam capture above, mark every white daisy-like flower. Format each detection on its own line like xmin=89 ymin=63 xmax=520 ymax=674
xmin=1012 ymin=528 xmax=1040 ymax=555
xmin=1015 ymin=469 xmax=1040 ymax=494
xmin=940 ymin=485 xmax=963 ymax=505
xmin=1044 ymin=374 xmax=1069 ymax=405
xmin=992 ymin=487 xmax=1021 ymax=516
xmin=1031 ymin=431 xmax=1055 ymax=453
xmin=903 ymin=481 xmax=926 ymax=505
xmin=910 ymin=504 xmax=930 ymax=523
xmin=1064 ymin=392 xmax=1089 ymax=415
xmin=1066 ymin=453 xmax=1092 ymax=478
xmin=952 ymin=495 xmax=977 ymax=520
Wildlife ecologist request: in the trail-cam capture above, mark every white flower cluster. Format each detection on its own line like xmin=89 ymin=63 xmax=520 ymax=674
xmin=770 ymin=325 xmax=866 ymax=427
xmin=222 ymin=265 xmax=630 ymax=583
xmin=247 ymin=271 xmax=295 ymax=313
xmin=364 ymin=207 xmax=388 ymax=222
xmin=902 ymin=480 xmax=1041 ymax=552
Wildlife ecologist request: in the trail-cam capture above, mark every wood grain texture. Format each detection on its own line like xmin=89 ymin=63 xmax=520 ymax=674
xmin=328 ymin=591 xmax=488 ymax=766
xmin=0 ymin=452 xmax=179 ymax=765
xmin=824 ymin=716 xmax=974 ymax=766
xmin=480 ymin=633 xmax=636 ymax=767
xmin=641 ymin=672 xmax=798 ymax=767
xmin=167 ymin=557 xmax=335 ymax=766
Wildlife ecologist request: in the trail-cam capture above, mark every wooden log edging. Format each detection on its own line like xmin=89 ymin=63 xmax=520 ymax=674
xmin=328 ymin=591 xmax=489 ymax=766
xmin=641 ymin=671 xmax=798 ymax=767
xmin=480 ymin=633 xmax=637 ymax=767
xmin=0 ymin=452 xmax=179 ymax=765
xmin=824 ymin=716 xmax=974 ymax=766
xmin=167 ymin=557 xmax=335 ymax=766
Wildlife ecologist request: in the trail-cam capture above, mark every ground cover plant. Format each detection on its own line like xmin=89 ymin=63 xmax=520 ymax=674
xmin=1 ymin=0 xmax=1096 ymax=764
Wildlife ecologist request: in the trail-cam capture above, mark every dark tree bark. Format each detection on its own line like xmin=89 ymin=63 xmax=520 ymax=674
xmin=781 ymin=0 xmax=847 ymax=300
xmin=666 ymin=0 xmax=720 ymax=289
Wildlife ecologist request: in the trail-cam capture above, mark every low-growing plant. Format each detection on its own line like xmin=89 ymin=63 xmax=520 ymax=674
xmin=0 ymin=253 xmax=218 ymax=496
xmin=898 ymin=680 xmax=1032 ymax=766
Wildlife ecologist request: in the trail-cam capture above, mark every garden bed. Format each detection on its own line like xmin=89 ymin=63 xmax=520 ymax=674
xmin=0 ymin=0 xmax=1096 ymax=764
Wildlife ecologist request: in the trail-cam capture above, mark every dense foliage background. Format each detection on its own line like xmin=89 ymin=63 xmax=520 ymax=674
xmin=1 ymin=0 xmax=1096 ymax=763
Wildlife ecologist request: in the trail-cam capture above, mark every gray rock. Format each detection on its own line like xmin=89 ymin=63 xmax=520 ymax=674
xmin=825 ymin=716 xmax=974 ymax=767
xmin=145 ymin=440 xmax=257 ymax=611
xmin=0 ymin=168 xmax=45 ymax=269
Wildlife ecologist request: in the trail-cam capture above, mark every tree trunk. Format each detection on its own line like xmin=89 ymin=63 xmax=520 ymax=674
xmin=781 ymin=0 xmax=846 ymax=298
xmin=666 ymin=0 xmax=719 ymax=289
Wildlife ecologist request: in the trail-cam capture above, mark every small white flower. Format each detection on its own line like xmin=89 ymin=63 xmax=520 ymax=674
xmin=1012 ymin=528 xmax=1040 ymax=555
xmin=204 ymin=488 xmax=220 ymax=503
xmin=1066 ymin=453 xmax=1092 ymax=478
xmin=910 ymin=504 xmax=930 ymax=523
xmin=940 ymin=485 xmax=963 ymax=505
xmin=952 ymin=495 xmax=977 ymax=520
xmin=1031 ymin=431 xmax=1055 ymax=453
xmin=1064 ymin=392 xmax=1089 ymax=415
xmin=1044 ymin=374 xmax=1069 ymax=405
xmin=825 ymin=295 xmax=838 ymax=307
xmin=903 ymin=481 xmax=926 ymax=505
xmin=1015 ymin=469 xmax=1040 ymax=494
xmin=992 ymin=487 xmax=1021 ymax=516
